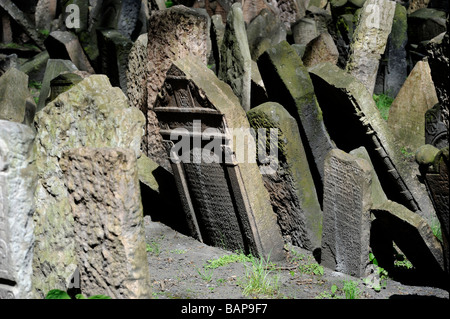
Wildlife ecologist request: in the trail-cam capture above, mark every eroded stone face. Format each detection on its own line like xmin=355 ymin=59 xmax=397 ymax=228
xmin=0 ymin=120 xmax=36 ymax=299
xmin=32 ymin=75 xmax=145 ymax=298
xmin=60 ymin=147 xmax=151 ymax=299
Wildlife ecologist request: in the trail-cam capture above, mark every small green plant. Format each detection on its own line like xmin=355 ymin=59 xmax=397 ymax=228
xmin=342 ymin=280 xmax=360 ymax=299
xmin=165 ymin=1 xmax=173 ymax=8
xmin=206 ymin=252 xmax=253 ymax=269
xmin=146 ymin=241 xmax=161 ymax=256
xmin=196 ymin=265 xmax=214 ymax=282
xmin=373 ymin=93 xmax=394 ymax=121
xmin=431 ymin=219 xmax=443 ymax=242
xmin=364 ymin=252 xmax=388 ymax=292
xmin=315 ymin=284 xmax=340 ymax=299
xmin=240 ymin=256 xmax=280 ymax=297
xmin=170 ymin=249 xmax=187 ymax=254
xmin=45 ymin=289 xmax=111 ymax=299
xmin=39 ymin=29 xmax=50 ymax=37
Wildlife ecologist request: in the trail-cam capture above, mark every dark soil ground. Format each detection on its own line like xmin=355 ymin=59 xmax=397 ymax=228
xmin=144 ymin=216 xmax=449 ymax=301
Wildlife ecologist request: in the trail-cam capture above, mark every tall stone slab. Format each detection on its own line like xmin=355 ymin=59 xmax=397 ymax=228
xmin=35 ymin=0 xmax=57 ymax=31
xmin=346 ymin=0 xmax=396 ymax=95
xmin=388 ymin=60 xmax=439 ymax=153
xmin=247 ymin=102 xmax=323 ymax=252
xmin=257 ymin=41 xmax=334 ymax=201
xmin=143 ymin=5 xmax=210 ymax=171
xmin=321 ymin=149 xmax=372 ymax=277
xmin=153 ymin=56 xmax=285 ymax=261
xmin=0 ymin=120 xmax=36 ymax=299
xmin=218 ymin=3 xmax=252 ymax=112
xmin=32 ymin=75 xmax=145 ymax=298
xmin=0 ymin=68 xmax=36 ymax=126
xmin=60 ymin=147 xmax=151 ymax=299
xmin=309 ymin=62 xmax=436 ymax=225
xmin=242 ymin=0 xmax=276 ymax=24
xmin=302 ymin=32 xmax=339 ymax=68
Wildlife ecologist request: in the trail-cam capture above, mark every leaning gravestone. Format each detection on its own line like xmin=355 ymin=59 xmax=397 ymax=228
xmin=153 ymin=56 xmax=285 ymax=261
xmin=0 ymin=120 xmax=36 ymax=299
xmin=416 ymin=146 xmax=449 ymax=280
xmin=425 ymin=103 xmax=449 ymax=149
xmin=248 ymin=102 xmax=323 ymax=252
xmin=0 ymin=68 xmax=36 ymax=126
xmin=143 ymin=5 xmax=210 ymax=171
xmin=218 ymin=3 xmax=252 ymax=112
xmin=346 ymin=0 xmax=396 ymax=95
xmin=257 ymin=41 xmax=334 ymax=195
xmin=308 ymin=62 xmax=436 ymax=225
xmin=60 ymin=147 xmax=151 ymax=299
xmin=32 ymin=75 xmax=145 ymax=298
xmin=321 ymin=149 xmax=372 ymax=278
xmin=302 ymin=32 xmax=339 ymax=68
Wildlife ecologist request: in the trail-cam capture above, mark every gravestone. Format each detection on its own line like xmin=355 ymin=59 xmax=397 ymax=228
xmin=309 ymin=62 xmax=436 ymax=225
xmin=44 ymin=31 xmax=95 ymax=74
xmin=248 ymin=102 xmax=323 ymax=251
xmin=292 ymin=18 xmax=321 ymax=46
xmin=277 ymin=0 xmax=304 ymax=31
xmin=48 ymin=72 xmax=88 ymax=103
xmin=246 ymin=8 xmax=287 ymax=60
xmin=425 ymin=103 xmax=449 ymax=149
xmin=257 ymin=41 xmax=334 ymax=197
xmin=60 ymin=147 xmax=151 ymax=299
xmin=18 ymin=50 xmax=49 ymax=84
xmin=37 ymin=59 xmax=78 ymax=112
xmin=210 ymin=14 xmax=225 ymax=70
xmin=250 ymin=60 xmax=268 ymax=108
xmin=346 ymin=0 xmax=396 ymax=95
xmin=242 ymin=0 xmax=276 ymax=24
xmin=32 ymin=75 xmax=145 ymax=298
xmin=0 ymin=120 xmax=36 ymax=299
xmin=388 ymin=60 xmax=439 ymax=153
xmin=407 ymin=8 xmax=446 ymax=44
xmin=153 ymin=56 xmax=285 ymax=261
xmin=126 ymin=33 xmax=148 ymax=123
xmin=143 ymin=5 xmax=210 ymax=171
xmin=371 ymin=200 xmax=445 ymax=283
xmin=0 ymin=67 xmax=36 ymax=126
xmin=321 ymin=149 xmax=372 ymax=277
xmin=97 ymin=29 xmax=133 ymax=93
xmin=218 ymin=3 xmax=251 ymax=112
xmin=375 ymin=3 xmax=408 ymax=98
xmin=417 ymin=146 xmax=449 ymax=280
xmin=35 ymin=0 xmax=57 ymax=31
xmin=302 ymin=32 xmax=339 ymax=68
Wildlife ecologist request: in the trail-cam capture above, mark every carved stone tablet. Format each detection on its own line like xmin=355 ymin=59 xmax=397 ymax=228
xmin=321 ymin=149 xmax=372 ymax=277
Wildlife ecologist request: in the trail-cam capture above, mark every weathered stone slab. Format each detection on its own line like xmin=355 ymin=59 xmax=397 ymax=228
xmin=0 ymin=120 xmax=36 ymax=299
xmin=35 ymin=0 xmax=57 ymax=31
xmin=32 ymin=75 xmax=145 ymax=298
xmin=143 ymin=5 xmax=210 ymax=171
xmin=37 ymin=59 xmax=78 ymax=112
xmin=60 ymin=147 xmax=151 ymax=299
xmin=375 ymin=3 xmax=408 ymax=98
xmin=346 ymin=0 xmax=396 ymax=95
xmin=0 ymin=67 xmax=36 ymax=126
xmin=18 ymin=50 xmax=49 ymax=84
xmin=302 ymin=32 xmax=339 ymax=68
xmin=407 ymin=8 xmax=447 ymax=44
xmin=371 ymin=200 xmax=445 ymax=282
xmin=417 ymin=146 xmax=449 ymax=280
xmin=292 ymin=17 xmax=321 ymax=46
xmin=44 ymin=31 xmax=95 ymax=74
xmin=248 ymin=102 xmax=323 ymax=252
xmin=257 ymin=41 xmax=334 ymax=195
xmin=153 ymin=56 xmax=285 ymax=261
xmin=218 ymin=3 xmax=251 ymax=112
xmin=48 ymin=72 xmax=88 ymax=103
xmin=321 ymin=149 xmax=372 ymax=277
xmin=309 ymin=62 xmax=436 ymax=224
xmin=277 ymin=0 xmax=304 ymax=31
xmin=250 ymin=60 xmax=268 ymax=108
xmin=242 ymin=0 xmax=276 ymax=24
xmin=97 ymin=29 xmax=133 ymax=92
xmin=246 ymin=8 xmax=287 ymax=60
xmin=388 ymin=60 xmax=439 ymax=153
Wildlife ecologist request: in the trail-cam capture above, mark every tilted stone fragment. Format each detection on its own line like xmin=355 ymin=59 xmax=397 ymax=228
xmin=60 ymin=147 xmax=151 ymax=299
xmin=32 ymin=75 xmax=145 ymax=298
xmin=0 ymin=120 xmax=36 ymax=299
xmin=248 ymin=102 xmax=323 ymax=251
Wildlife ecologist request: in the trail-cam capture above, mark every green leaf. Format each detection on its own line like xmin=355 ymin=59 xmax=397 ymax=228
xmin=88 ymin=295 xmax=112 ymax=299
xmin=331 ymin=285 xmax=337 ymax=294
xmin=75 ymin=294 xmax=87 ymax=299
xmin=45 ymin=289 xmax=71 ymax=299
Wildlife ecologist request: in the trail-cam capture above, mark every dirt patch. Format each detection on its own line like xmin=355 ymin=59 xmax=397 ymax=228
xmin=145 ymin=217 xmax=449 ymax=300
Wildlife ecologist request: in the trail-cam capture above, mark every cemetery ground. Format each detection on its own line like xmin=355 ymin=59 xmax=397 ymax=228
xmin=145 ymin=217 xmax=449 ymax=300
